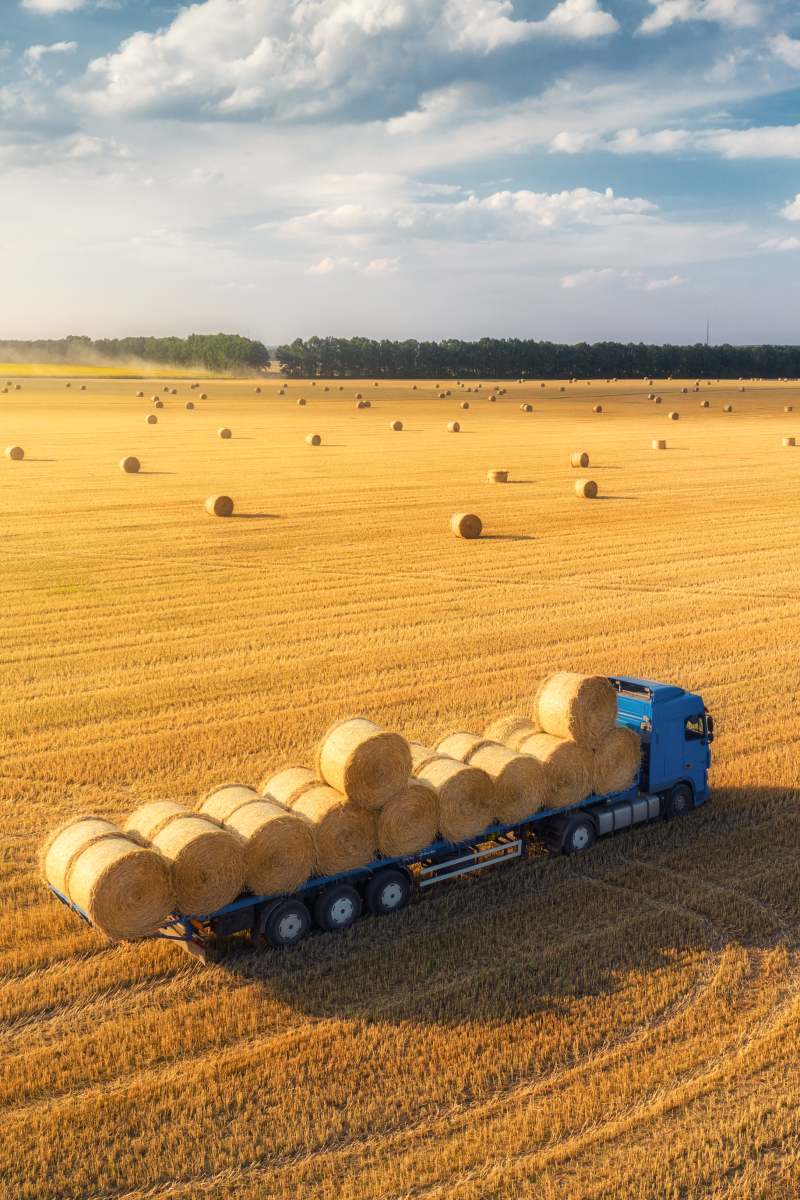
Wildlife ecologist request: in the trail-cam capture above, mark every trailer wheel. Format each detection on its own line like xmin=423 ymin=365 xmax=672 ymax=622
xmin=263 ymin=899 xmax=310 ymax=948
xmin=364 ymin=868 xmax=411 ymax=917
xmin=664 ymin=783 xmax=693 ymax=819
xmin=314 ymin=885 xmax=362 ymax=932
xmin=542 ymin=812 xmax=596 ymax=855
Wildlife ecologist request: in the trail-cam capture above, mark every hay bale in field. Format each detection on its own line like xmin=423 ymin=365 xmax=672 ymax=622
xmin=355 ymin=392 xmax=363 ymax=399
xmin=146 ymin=414 xmax=158 ymax=425
xmin=254 ymin=386 xmax=261 ymax=394
xmin=466 ymin=740 xmax=548 ymax=823
xmin=517 ymin=732 xmax=593 ymax=808
xmin=297 ymin=397 xmax=306 ymax=406
xmin=654 ymin=396 xmax=662 ymax=404
xmin=378 ymin=778 xmax=438 ymax=857
xmin=784 ymin=405 xmax=793 ymax=412
xmin=560 ymin=386 xmax=565 ymax=392
xmin=520 ymin=403 xmax=533 ymax=412
xmin=41 ymin=815 xmax=174 ymax=941
xmin=592 ymin=725 xmax=641 ymax=796
xmin=136 ymin=390 xmax=144 ymax=398
xmin=151 ymin=395 xmax=160 ymax=404
xmin=200 ymin=785 xmax=314 ymax=895
xmin=570 ymin=451 xmax=589 ymax=468
xmin=205 ymin=494 xmax=234 ymax=517
xmin=390 ymin=419 xmax=403 ymax=431
xmin=460 ymin=400 xmax=469 ymax=410
xmin=648 ymin=392 xmax=655 ymax=401
xmin=669 ymin=411 xmax=680 ymax=421
xmin=200 ymin=393 xmax=208 ymax=400
xmin=783 ymin=437 xmax=796 ymax=447
xmin=218 ymin=427 xmax=232 ymax=439
xmin=287 ymin=784 xmax=378 ymax=875
xmin=487 ymin=469 xmax=508 ymax=483
xmin=5 ymin=445 xmax=24 ymax=460
xmin=357 ymin=400 xmax=368 ymax=409
xmin=124 ymin=800 xmax=244 ymax=914
xmin=724 ymin=404 xmax=733 ymax=412
xmin=315 ymin=716 xmax=411 ymax=809
xmin=700 ymin=399 xmax=710 ymax=407
xmin=447 ymin=421 xmax=460 ymax=433
xmin=740 ymin=387 xmax=745 ymax=392
xmin=262 ymin=765 xmax=318 ymax=807
xmin=535 ymin=671 xmax=617 ymax=748
xmin=574 ymin=478 xmax=597 ymax=498
xmin=593 ymin=405 xmax=603 ymax=413
xmin=66 ymin=382 xmax=71 ymax=388
xmin=413 ymin=753 xmax=494 ymax=843
xmin=306 ymin=433 xmax=321 ymax=445
xmin=682 ymin=387 xmax=688 ymax=393
xmin=154 ymin=400 xmax=164 ymax=410
xmin=120 ymin=456 xmax=140 ymax=474
xmin=451 ymin=512 xmax=482 ymax=539
xmin=439 ymin=392 xmax=447 ymax=399
xmin=652 ymin=439 xmax=667 ymax=450
xmin=186 ymin=401 xmax=195 ymax=410
xmin=483 ymin=714 xmax=539 ymax=751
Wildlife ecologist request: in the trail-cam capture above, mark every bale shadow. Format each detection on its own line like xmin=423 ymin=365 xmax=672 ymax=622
xmin=231 ymin=513 xmax=281 ymax=520
xmin=595 ymin=495 xmax=638 ymax=501
xmin=504 ymin=479 xmax=534 ymax=485
xmin=24 ymin=458 xmax=56 ymax=463
xmin=138 ymin=471 xmax=175 ymax=476
xmin=481 ymin=534 xmax=535 ymax=541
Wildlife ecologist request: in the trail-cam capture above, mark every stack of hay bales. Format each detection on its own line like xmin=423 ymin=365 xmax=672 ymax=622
xmin=434 ymin=732 xmax=547 ymax=823
xmin=201 ymin=784 xmax=314 ymax=894
xmin=41 ymin=816 xmax=174 ymax=939
xmin=409 ymin=743 xmax=494 ymax=842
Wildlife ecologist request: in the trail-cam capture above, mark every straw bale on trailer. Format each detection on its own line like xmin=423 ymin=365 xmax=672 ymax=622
xmin=124 ymin=800 xmax=244 ymax=915
xmin=262 ymin=765 xmax=317 ymax=807
xmin=378 ymin=778 xmax=438 ymax=857
xmin=286 ymin=784 xmax=378 ymax=875
xmin=591 ymin=725 xmax=642 ymax=796
xmin=315 ymin=717 xmax=412 ymax=809
xmin=535 ymin=671 xmax=617 ymax=748
xmin=517 ymin=733 xmax=593 ymax=809
xmin=465 ymin=740 xmax=547 ymax=823
xmin=41 ymin=815 xmax=173 ymax=940
xmin=483 ymin=714 xmax=539 ymax=750
xmin=412 ymin=749 xmax=495 ymax=842
xmin=201 ymin=784 xmax=314 ymax=895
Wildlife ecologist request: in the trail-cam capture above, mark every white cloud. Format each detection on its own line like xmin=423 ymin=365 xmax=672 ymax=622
xmin=639 ymin=0 xmax=760 ymax=34
xmin=770 ymin=32 xmax=800 ymax=68
xmin=386 ymin=85 xmax=478 ymax=136
xmin=561 ymin=267 xmax=686 ymax=288
xmin=549 ymin=130 xmax=594 ymax=153
xmin=549 ymin=122 xmax=800 ymax=159
xmin=539 ymin=0 xmax=619 ymax=39
xmin=24 ymin=40 xmax=78 ymax=68
xmin=760 ymin=236 xmax=800 ymax=251
xmin=782 ymin=193 xmax=800 ymax=220
xmin=22 ymin=0 xmax=87 ymax=11
xmin=306 ymin=256 xmax=399 ymax=275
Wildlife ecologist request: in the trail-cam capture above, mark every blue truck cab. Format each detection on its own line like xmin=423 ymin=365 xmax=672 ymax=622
xmin=610 ymin=675 xmax=714 ymax=809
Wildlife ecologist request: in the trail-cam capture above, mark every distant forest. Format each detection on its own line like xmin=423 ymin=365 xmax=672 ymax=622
xmin=0 ymin=334 xmax=270 ymax=373
xmin=274 ymin=336 xmax=800 ymax=379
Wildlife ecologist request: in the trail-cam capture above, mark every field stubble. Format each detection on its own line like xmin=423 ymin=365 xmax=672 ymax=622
xmin=1 ymin=376 xmax=799 ymax=1198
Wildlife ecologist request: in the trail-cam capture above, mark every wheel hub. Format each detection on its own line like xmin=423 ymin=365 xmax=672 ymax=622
xmin=277 ymin=913 xmax=302 ymax=941
xmin=381 ymin=883 xmax=403 ymax=908
xmin=330 ymin=897 xmax=355 ymax=925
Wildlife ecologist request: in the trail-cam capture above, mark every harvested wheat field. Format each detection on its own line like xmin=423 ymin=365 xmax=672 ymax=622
xmin=2 ymin=374 xmax=800 ymax=1199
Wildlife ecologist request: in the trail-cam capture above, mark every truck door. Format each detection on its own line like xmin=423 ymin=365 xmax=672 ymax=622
xmin=682 ymin=711 xmax=711 ymax=797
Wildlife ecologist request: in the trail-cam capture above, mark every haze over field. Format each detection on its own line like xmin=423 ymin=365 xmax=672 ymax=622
xmin=2 ymin=0 xmax=800 ymax=342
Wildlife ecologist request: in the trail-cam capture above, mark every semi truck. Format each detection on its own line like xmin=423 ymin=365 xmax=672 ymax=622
xmin=49 ymin=675 xmax=714 ymax=959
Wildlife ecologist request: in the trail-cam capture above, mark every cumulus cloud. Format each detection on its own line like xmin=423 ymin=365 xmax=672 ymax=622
xmin=561 ymin=267 xmax=686 ymax=288
xmin=22 ymin=0 xmax=87 ymax=11
xmin=782 ymin=193 xmax=800 ymax=220
xmin=77 ymin=0 xmax=618 ymax=121
xmin=639 ymin=0 xmax=760 ymax=34
xmin=550 ymin=122 xmax=800 ymax=158
xmin=24 ymin=41 xmax=78 ymax=70
xmin=760 ymin=236 xmax=800 ymax=251
xmin=770 ymin=32 xmax=800 ymax=68
xmin=306 ymin=256 xmax=399 ymax=275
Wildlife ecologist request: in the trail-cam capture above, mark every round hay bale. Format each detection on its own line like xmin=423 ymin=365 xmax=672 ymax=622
xmin=465 ymin=741 xmax=548 ymax=823
xmin=413 ymin=754 xmax=494 ymax=843
xmin=460 ymin=401 xmax=469 ymax=410
xmin=593 ymin=405 xmax=603 ymax=413
xmin=146 ymin=414 xmax=157 ymax=425
xmin=439 ymin=392 xmax=447 ymax=399
xmin=355 ymin=392 xmax=363 ymax=399
xmin=151 ymin=395 xmax=160 ymax=404
xmin=373 ymin=381 xmax=379 ymax=386
xmin=483 ymin=715 xmax=539 ymax=751
xmin=305 ymin=433 xmax=321 ymax=445
xmin=652 ymin=439 xmax=667 ymax=450
xmin=724 ymin=404 xmax=733 ymax=412
xmin=739 ymin=387 xmax=745 ymax=392
xmin=41 ymin=815 xmax=174 ymax=940
xmin=654 ymin=396 xmax=662 ymax=404
xmin=154 ymin=400 xmax=164 ymax=409
xmin=487 ymin=469 xmax=508 ymax=483
xmin=560 ymin=386 xmax=566 ymax=392
xmin=783 ymin=436 xmax=796 ymax=447
xmin=390 ymin=420 xmax=403 ymax=431
xmin=648 ymin=393 xmax=655 ymax=401
xmin=357 ymin=400 xmax=368 ymax=409
xmin=447 ymin=421 xmax=460 ymax=433
xmin=378 ymin=778 xmax=438 ymax=857
xmin=200 ymin=393 xmax=208 ymax=400
xmin=200 ymin=786 xmax=314 ymax=895
xmin=297 ymin=397 xmax=306 ymax=406
xmin=120 ymin=456 xmax=140 ymax=474
xmin=784 ymin=405 xmax=793 ymax=412
xmin=592 ymin=724 xmax=641 ymax=795
xmin=254 ymin=386 xmax=261 ymax=394
xmin=436 ymin=731 xmax=484 ymax=761
xmin=136 ymin=390 xmax=144 ymax=398
xmin=535 ymin=671 xmax=617 ymax=748
xmin=262 ymin=765 xmax=317 ymax=807
xmin=517 ymin=733 xmax=593 ymax=808
xmin=700 ymin=399 xmax=710 ymax=407
xmin=186 ymin=401 xmax=195 ymax=410
xmin=570 ymin=451 xmax=589 ymax=468
xmin=668 ymin=411 xmax=680 ymax=421
xmin=574 ymin=478 xmax=597 ymax=498
xmin=363 ymin=399 xmax=371 ymax=408
xmin=205 ymin=494 xmax=234 ymax=517
xmin=315 ymin=716 xmax=411 ymax=809
xmin=124 ymin=801 xmax=244 ymax=914
xmin=287 ymin=785 xmax=377 ymax=875
xmin=5 ymin=445 xmax=24 ymax=460
xmin=218 ymin=427 xmax=232 ymax=439
xmin=451 ymin=512 xmax=482 ymax=539
xmin=521 ymin=403 xmax=533 ymax=412
xmin=408 ymin=741 xmax=447 ymax=773
xmin=65 ymin=382 xmax=71 ymax=388
xmin=682 ymin=387 xmax=688 ymax=393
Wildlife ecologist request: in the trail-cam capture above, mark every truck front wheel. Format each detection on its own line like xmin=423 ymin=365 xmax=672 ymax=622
xmin=664 ymin=783 xmax=693 ymax=819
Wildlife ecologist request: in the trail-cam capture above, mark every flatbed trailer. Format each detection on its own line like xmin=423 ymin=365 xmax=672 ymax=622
xmin=48 ymin=674 xmax=714 ymax=959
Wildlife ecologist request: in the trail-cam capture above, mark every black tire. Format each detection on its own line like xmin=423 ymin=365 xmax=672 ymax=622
xmin=263 ymin=899 xmax=310 ymax=948
xmin=313 ymin=884 xmax=362 ymax=932
xmin=364 ymin=868 xmax=411 ymax=917
xmin=541 ymin=812 xmax=596 ymax=855
xmin=664 ymin=783 xmax=694 ymax=819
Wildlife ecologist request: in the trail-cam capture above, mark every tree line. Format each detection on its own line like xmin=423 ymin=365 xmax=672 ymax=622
xmin=274 ymin=336 xmax=800 ymax=379
xmin=0 ymin=334 xmax=270 ymax=373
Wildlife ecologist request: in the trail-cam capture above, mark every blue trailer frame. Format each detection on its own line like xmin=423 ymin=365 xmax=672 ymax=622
xmin=47 ymin=674 xmax=714 ymax=959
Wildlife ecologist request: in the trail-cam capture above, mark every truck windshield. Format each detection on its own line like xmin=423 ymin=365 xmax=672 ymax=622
xmin=684 ymin=715 xmax=705 ymax=740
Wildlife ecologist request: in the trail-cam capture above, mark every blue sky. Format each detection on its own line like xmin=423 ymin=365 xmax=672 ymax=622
xmin=1 ymin=0 xmax=800 ymax=344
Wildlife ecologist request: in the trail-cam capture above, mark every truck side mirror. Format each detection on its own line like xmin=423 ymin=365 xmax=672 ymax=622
xmin=705 ymin=713 xmax=715 ymax=743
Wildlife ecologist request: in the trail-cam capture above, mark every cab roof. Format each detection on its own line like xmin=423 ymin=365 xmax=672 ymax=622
xmin=610 ymin=675 xmax=691 ymax=704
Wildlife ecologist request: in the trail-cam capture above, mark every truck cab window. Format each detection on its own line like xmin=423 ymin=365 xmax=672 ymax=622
xmin=684 ymin=715 xmax=704 ymax=740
